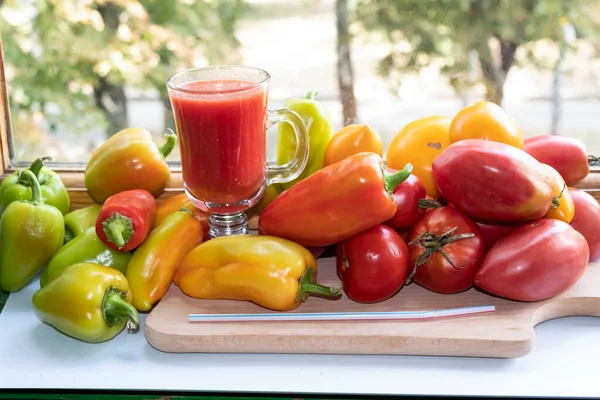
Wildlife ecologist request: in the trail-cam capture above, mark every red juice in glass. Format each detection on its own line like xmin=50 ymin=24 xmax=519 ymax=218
xmin=170 ymin=80 xmax=268 ymax=206
xmin=167 ymin=66 xmax=309 ymax=238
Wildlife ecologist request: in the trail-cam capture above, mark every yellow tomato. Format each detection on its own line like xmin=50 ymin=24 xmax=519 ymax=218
xmin=449 ymin=101 xmax=524 ymax=149
xmin=323 ymin=124 xmax=383 ymax=167
xmin=544 ymin=164 xmax=575 ymax=223
xmin=385 ymin=116 xmax=451 ymax=200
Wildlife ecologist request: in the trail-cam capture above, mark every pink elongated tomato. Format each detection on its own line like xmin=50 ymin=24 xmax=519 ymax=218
xmin=569 ymin=188 xmax=600 ymax=262
xmin=474 ymin=218 xmax=589 ymax=302
xmin=476 ymin=222 xmax=521 ymax=251
xmin=523 ymin=135 xmax=589 ymax=185
xmin=432 ymin=139 xmax=554 ymax=223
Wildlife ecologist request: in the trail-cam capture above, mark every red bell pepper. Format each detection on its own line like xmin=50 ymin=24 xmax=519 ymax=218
xmin=258 ymin=152 xmax=413 ymax=247
xmin=96 ymin=189 xmax=157 ymax=252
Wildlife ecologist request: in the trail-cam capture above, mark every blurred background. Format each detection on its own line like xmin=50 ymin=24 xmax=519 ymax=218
xmin=0 ymin=0 xmax=599 ymax=165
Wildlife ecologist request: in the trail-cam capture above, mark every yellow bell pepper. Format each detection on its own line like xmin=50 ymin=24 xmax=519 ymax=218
xmin=172 ymin=235 xmax=341 ymax=311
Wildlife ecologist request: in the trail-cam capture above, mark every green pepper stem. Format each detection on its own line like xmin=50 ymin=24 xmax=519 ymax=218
xmin=102 ymin=212 xmax=134 ymax=249
xmin=383 ymin=163 xmax=413 ymax=195
xmin=27 ymin=156 xmax=53 ymax=178
xmin=295 ymin=267 xmax=342 ymax=303
xmin=18 ymin=170 xmax=44 ymax=204
xmin=158 ymin=129 xmax=177 ymax=159
xmin=102 ymin=286 xmax=140 ymax=333
xmin=180 ymin=206 xmax=194 ymax=215
xmin=305 ymin=89 xmax=319 ymax=100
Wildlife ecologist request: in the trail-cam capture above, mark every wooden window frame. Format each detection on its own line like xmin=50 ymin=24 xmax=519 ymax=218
xmin=1 ymin=34 xmax=600 ymax=210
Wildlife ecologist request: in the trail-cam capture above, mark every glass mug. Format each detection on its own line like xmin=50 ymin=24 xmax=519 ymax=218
xmin=166 ymin=65 xmax=309 ymax=238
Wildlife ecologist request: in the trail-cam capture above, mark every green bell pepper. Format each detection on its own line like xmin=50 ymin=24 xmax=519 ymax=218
xmin=0 ymin=157 xmax=70 ymax=216
xmin=63 ymin=205 xmax=102 ymax=243
xmin=276 ymin=90 xmax=333 ymax=191
xmin=41 ymin=226 xmax=132 ymax=287
xmin=0 ymin=170 xmax=65 ymax=292
xmin=33 ymin=262 xmax=139 ymax=343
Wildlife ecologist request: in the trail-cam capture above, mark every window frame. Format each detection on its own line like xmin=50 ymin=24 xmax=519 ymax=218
xmin=0 ymin=33 xmax=599 ymax=210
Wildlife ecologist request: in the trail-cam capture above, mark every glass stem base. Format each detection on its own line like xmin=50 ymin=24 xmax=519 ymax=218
xmin=208 ymin=212 xmax=248 ymax=239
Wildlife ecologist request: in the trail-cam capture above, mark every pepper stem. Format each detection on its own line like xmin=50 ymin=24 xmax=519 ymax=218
xmin=102 ymin=286 xmax=140 ymax=333
xmin=383 ymin=163 xmax=413 ymax=195
xmin=180 ymin=206 xmax=194 ymax=215
xmin=18 ymin=170 xmax=44 ymax=204
xmin=102 ymin=212 xmax=134 ymax=249
xmin=295 ymin=267 xmax=342 ymax=303
xmin=28 ymin=156 xmax=53 ymax=177
xmin=158 ymin=129 xmax=177 ymax=159
xmin=305 ymin=89 xmax=319 ymax=100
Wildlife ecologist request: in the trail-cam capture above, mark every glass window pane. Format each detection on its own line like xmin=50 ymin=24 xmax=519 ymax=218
xmin=1 ymin=0 xmax=599 ymax=167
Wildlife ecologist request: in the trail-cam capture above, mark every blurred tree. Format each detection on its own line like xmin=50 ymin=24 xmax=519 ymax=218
xmin=0 ymin=0 xmax=245 ymax=137
xmin=354 ymin=0 xmax=600 ymax=106
xmin=336 ymin=0 xmax=358 ymax=125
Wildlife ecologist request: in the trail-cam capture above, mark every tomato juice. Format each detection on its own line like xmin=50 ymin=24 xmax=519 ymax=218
xmin=169 ymin=79 xmax=268 ymax=208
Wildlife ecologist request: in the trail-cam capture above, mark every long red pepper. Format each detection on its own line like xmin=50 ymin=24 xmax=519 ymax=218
xmin=95 ymin=189 xmax=157 ymax=252
xmin=259 ymin=152 xmax=413 ymax=247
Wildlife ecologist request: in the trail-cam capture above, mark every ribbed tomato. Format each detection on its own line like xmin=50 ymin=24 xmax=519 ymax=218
xmin=406 ymin=206 xmax=486 ymax=294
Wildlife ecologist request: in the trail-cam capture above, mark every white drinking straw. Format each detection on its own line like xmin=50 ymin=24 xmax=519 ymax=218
xmin=188 ymin=305 xmax=496 ymax=323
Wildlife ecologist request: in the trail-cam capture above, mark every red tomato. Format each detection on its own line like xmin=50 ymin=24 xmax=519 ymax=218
xmin=406 ymin=207 xmax=486 ymax=294
xmin=523 ymin=135 xmax=589 ymax=185
xmin=432 ymin=139 xmax=554 ymax=223
xmin=476 ymin=222 xmax=521 ymax=251
xmin=384 ymin=173 xmax=441 ymax=232
xmin=336 ymin=224 xmax=409 ymax=303
xmin=474 ymin=218 xmax=589 ymax=302
xmin=569 ymin=188 xmax=600 ymax=262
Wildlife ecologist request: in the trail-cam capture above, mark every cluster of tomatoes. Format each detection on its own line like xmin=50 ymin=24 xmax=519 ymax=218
xmin=336 ymin=101 xmax=599 ymax=304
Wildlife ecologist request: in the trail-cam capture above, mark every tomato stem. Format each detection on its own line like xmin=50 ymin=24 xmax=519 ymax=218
xmin=406 ymin=226 xmax=475 ymax=284
xmin=417 ymin=198 xmax=442 ymax=210
xmin=551 ymin=183 xmax=566 ymax=210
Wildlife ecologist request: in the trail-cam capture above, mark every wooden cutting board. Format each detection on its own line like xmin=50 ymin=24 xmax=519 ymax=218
xmin=145 ymin=257 xmax=600 ymax=358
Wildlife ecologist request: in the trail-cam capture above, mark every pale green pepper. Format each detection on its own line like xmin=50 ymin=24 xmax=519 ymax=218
xmin=276 ymin=90 xmax=333 ymax=191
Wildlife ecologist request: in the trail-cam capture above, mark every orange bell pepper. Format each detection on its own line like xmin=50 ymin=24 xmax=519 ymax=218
xmin=323 ymin=124 xmax=383 ymax=167
xmin=259 ymin=152 xmax=413 ymax=247
xmin=125 ymin=208 xmax=203 ymax=312
xmin=84 ymin=128 xmax=177 ymax=204
xmin=154 ymin=193 xmax=210 ymax=241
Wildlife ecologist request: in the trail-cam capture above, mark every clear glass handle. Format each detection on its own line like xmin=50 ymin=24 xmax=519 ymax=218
xmin=266 ymin=108 xmax=309 ymax=185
